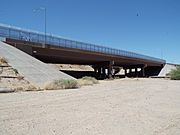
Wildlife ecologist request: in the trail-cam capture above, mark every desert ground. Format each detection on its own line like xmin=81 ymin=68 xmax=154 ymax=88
xmin=0 ymin=78 xmax=180 ymax=135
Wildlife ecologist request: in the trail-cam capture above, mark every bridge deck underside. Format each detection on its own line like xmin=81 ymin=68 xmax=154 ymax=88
xmin=6 ymin=39 xmax=164 ymax=68
xmin=34 ymin=47 xmax=162 ymax=67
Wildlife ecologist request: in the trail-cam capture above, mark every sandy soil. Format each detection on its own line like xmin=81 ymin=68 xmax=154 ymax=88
xmin=0 ymin=78 xmax=180 ymax=135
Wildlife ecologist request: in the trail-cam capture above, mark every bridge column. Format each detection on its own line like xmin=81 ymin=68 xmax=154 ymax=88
xmin=98 ymin=67 xmax=101 ymax=76
xmin=129 ymin=68 xmax=132 ymax=77
xmin=108 ymin=61 xmax=113 ymax=78
xmin=142 ymin=67 xmax=145 ymax=77
xmin=141 ymin=64 xmax=147 ymax=77
xmin=135 ymin=68 xmax=138 ymax=77
xmin=102 ymin=67 xmax=106 ymax=78
xmin=124 ymin=68 xmax=127 ymax=77
xmin=97 ymin=67 xmax=105 ymax=79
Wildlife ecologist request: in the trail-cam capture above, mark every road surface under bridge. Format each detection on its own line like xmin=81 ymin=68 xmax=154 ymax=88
xmin=0 ymin=24 xmax=166 ymax=78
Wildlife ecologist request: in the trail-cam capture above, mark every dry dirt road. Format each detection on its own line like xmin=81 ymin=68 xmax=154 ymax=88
xmin=0 ymin=78 xmax=180 ymax=135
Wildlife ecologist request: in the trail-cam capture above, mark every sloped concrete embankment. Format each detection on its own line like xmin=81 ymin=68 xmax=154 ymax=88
xmin=0 ymin=41 xmax=75 ymax=88
xmin=158 ymin=64 xmax=177 ymax=77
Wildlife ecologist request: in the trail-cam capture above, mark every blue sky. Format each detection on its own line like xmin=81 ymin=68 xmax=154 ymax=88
xmin=0 ymin=0 xmax=180 ymax=63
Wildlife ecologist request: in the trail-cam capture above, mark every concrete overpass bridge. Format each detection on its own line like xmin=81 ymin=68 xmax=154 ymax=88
xmin=0 ymin=24 xmax=166 ymax=78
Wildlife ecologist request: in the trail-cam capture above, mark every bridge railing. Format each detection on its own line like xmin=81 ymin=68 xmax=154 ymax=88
xmin=0 ymin=23 xmax=165 ymax=63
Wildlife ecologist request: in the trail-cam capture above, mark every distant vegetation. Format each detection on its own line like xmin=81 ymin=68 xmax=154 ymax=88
xmin=0 ymin=57 xmax=7 ymax=64
xmin=45 ymin=79 xmax=79 ymax=90
xmin=13 ymin=68 xmax=19 ymax=75
xmin=45 ymin=77 xmax=99 ymax=90
xmin=78 ymin=76 xmax=98 ymax=86
xmin=168 ymin=66 xmax=180 ymax=80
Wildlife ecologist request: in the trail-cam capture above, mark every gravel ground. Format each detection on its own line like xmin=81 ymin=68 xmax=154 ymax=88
xmin=0 ymin=78 xmax=180 ymax=135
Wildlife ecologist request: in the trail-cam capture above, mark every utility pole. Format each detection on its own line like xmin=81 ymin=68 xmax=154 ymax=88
xmin=33 ymin=7 xmax=47 ymax=47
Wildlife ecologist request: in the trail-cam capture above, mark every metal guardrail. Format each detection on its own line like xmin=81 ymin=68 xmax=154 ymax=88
xmin=0 ymin=23 xmax=165 ymax=64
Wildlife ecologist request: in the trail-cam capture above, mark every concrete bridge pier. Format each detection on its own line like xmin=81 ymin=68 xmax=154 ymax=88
xmin=124 ymin=68 xmax=127 ymax=77
xmin=97 ymin=67 xmax=106 ymax=79
xmin=93 ymin=61 xmax=114 ymax=79
xmin=135 ymin=68 xmax=138 ymax=77
xmin=102 ymin=67 xmax=106 ymax=78
xmin=124 ymin=67 xmax=142 ymax=78
xmin=141 ymin=64 xmax=147 ymax=77
xmin=141 ymin=67 xmax=145 ymax=77
xmin=108 ymin=61 xmax=113 ymax=78
xmin=97 ymin=67 xmax=102 ymax=78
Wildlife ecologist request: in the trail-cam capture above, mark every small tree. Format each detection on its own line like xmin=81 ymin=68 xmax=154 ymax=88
xmin=169 ymin=66 xmax=180 ymax=80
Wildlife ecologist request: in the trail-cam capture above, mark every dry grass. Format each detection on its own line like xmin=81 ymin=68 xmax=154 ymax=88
xmin=17 ymin=76 xmax=24 ymax=81
xmin=14 ymin=87 xmax=24 ymax=91
xmin=26 ymin=85 xmax=38 ymax=91
xmin=45 ymin=79 xmax=79 ymax=90
xmin=12 ymin=68 xmax=19 ymax=75
xmin=78 ymin=76 xmax=98 ymax=86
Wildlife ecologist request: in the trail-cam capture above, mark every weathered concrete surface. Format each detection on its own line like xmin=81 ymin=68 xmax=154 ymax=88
xmin=158 ymin=63 xmax=177 ymax=77
xmin=0 ymin=41 xmax=75 ymax=87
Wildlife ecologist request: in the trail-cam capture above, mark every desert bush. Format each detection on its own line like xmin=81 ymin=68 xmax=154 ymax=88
xmin=81 ymin=76 xmax=98 ymax=84
xmin=45 ymin=79 xmax=78 ymax=90
xmin=13 ymin=68 xmax=18 ymax=74
xmin=26 ymin=85 xmax=38 ymax=91
xmin=0 ymin=57 xmax=7 ymax=64
xmin=169 ymin=66 xmax=180 ymax=80
xmin=14 ymin=87 xmax=24 ymax=91
xmin=17 ymin=76 xmax=24 ymax=81
xmin=78 ymin=76 xmax=98 ymax=86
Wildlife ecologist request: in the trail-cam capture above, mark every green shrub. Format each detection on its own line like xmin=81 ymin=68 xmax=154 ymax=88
xmin=169 ymin=66 xmax=180 ymax=80
xmin=45 ymin=79 xmax=78 ymax=90
xmin=13 ymin=68 xmax=19 ymax=74
xmin=78 ymin=76 xmax=98 ymax=86
xmin=82 ymin=76 xmax=98 ymax=84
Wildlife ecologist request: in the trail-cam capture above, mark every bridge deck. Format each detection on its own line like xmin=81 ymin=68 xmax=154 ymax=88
xmin=0 ymin=23 xmax=165 ymax=65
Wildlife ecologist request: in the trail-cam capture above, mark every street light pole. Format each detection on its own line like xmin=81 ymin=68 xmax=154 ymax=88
xmin=33 ymin=7 xmax=47 ymax=47
xmin=44 ymin=7 xmax=46 ymax=46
